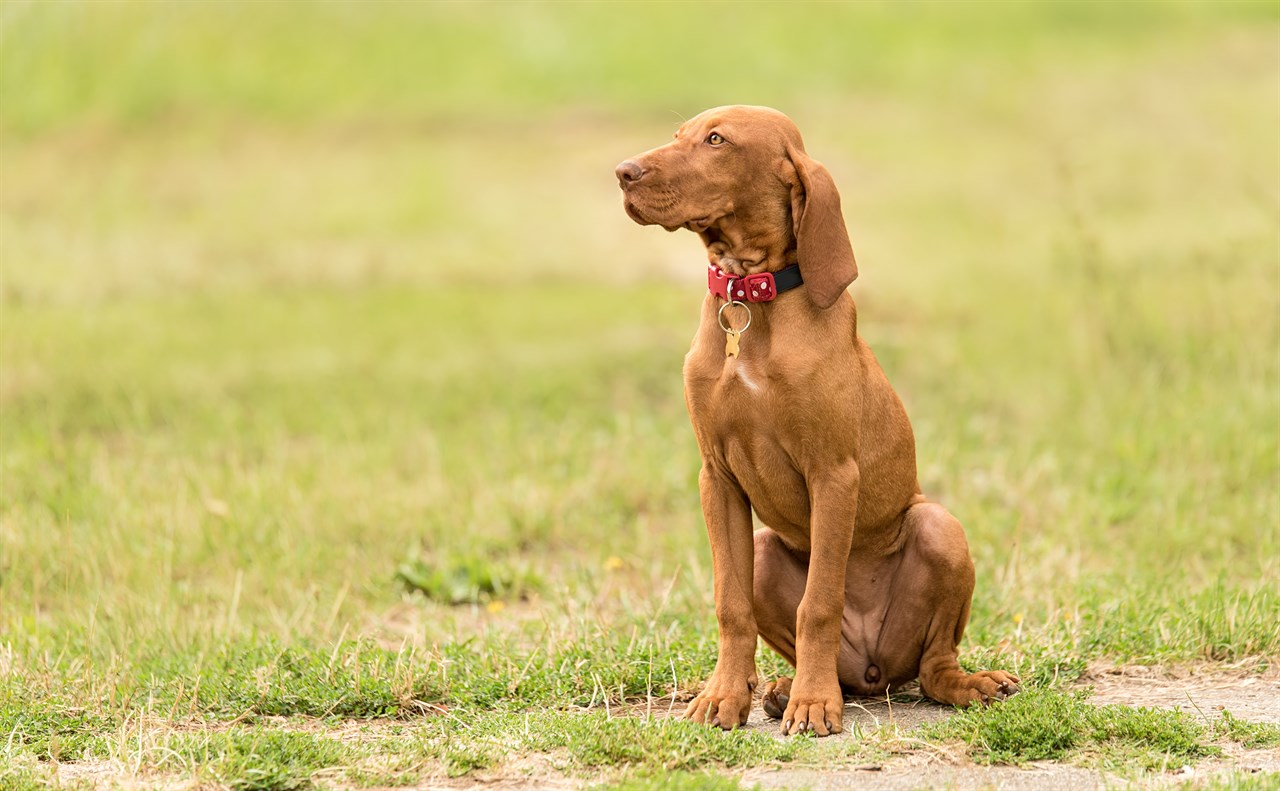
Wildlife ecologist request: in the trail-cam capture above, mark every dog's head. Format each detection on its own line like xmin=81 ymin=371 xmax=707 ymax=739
xmin=616 ymin=105 xmax=857 ymax=309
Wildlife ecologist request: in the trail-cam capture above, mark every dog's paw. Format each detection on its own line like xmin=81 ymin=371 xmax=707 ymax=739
xmin=963 ymin=670 xmax=1021 ymax=706
xmin=779 ymin=678 xmax=844 ymax=736
xmin=683 ymin=671 xmax=757 ymax=730
xmin=760 ymin=676 xmax=792 ymax=720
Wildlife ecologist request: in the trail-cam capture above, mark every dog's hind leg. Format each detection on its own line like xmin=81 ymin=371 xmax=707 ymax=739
xmin=896 ymin=503 xmax=1020 ymax=706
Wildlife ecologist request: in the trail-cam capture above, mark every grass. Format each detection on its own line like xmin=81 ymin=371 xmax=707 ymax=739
xmin=596 ymin=773 xmax=747 ymax=791
xmin=2 ymin=0 xmax=1278 ymax=787
xmin=395 ymin=548 xmax=545 ymax=605
xmin=1212 ymin=711 xmax=1280 ymax=751
xmin=923 ymin=687 xmax=1219 ymax=770
xmin=2 ymin=1 xmax=1273 ymax=137
xmin=165 ymin=729 xmax=351 ymax=791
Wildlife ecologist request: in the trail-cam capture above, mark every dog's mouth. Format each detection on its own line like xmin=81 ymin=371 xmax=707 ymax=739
xmin=624 ymin=196 xmax=718 ymax=235
xmin=623 ymin=199 xmax=654 ymax=226
xmin=624 ymin=196 xmax=689 ymax=233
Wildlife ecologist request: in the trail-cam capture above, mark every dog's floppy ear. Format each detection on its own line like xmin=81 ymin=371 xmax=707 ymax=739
xmin=784 ymin=142 xmax=857 ymax=309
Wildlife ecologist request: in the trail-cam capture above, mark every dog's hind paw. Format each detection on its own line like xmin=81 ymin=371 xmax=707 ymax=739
xmin=760 ymin=676 xmax=792 ymax=720
xmin=963 ymin=670 xmax=1021 ymax=706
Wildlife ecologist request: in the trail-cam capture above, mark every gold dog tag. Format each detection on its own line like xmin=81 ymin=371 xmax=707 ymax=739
xmin=725 ymin=329 xmax=740 ymax=358
xmin=717 ymin=301 xmax=750 ymax=359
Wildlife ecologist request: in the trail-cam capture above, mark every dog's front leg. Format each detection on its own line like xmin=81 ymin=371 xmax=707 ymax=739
xmin=684 ymin=464 xmax=758 ymax=730
xmin=782 ymin=461 xmax=859 ymax=736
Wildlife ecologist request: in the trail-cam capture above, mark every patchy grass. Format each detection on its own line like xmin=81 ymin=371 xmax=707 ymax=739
xmin=396 ymin=549 xmax=544 ymax=605
xmin=595 ymin=772 xmax=745 ymax=791
xmin=2 ymin=0 xmax=1277 ymax=787
xmin=165 ymin=729 xmax=351 ymax=791
xmin=1213 ymin=711 xmax=1280 ymax=750
xmin=0 ymin=763 xmax=71 ymax=791
xmin=137 ymin=639 xmax=444 ymax=720
xmin=923 ymin=688 xmax=1220 ymax=769
xmin=0 ymin=691 xmax=115 ymax=762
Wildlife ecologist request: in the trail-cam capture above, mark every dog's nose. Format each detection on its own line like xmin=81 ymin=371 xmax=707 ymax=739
xmin=615 ymin=159 xmax=645 ymax=186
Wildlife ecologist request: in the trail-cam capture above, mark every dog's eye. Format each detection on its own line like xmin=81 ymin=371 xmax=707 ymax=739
xmin=707 ymin=133 xmax=725 ymax=146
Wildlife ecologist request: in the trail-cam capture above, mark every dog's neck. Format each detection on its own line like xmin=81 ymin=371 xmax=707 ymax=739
xmin=698 ymin=203 xmax=797 ymax=277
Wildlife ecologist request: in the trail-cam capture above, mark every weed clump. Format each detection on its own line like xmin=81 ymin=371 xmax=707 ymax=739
xmin=924 ymin=688 xmax=1219 ymax=768
xmin=396 ymin=551 xmax=542 ymax=605
xmin=1212 ymin=710 xmax=1280 ymax=750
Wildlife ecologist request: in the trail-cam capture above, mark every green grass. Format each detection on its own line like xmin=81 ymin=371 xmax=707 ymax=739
xmin=0 ymin=691 xmax=113 ymax=762
xmin=396 ymin=548 xmax=545 ymax=605
xmin=1 ymin=0 xmax=1273 ymax=136
xmin=2 ymin=0 xmax=1278 ymax=787
xmin=1213 ymin=711 xmax=1280 ymax=750
xmin=165 ymin=729 xmax=351 ymax=791
xmin=923 ymin=688 xmax=1218 ymax=769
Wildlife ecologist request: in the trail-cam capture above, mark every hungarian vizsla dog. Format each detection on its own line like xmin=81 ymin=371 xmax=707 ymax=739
xmin=614 ymin=106 xmax=1018 ymax=736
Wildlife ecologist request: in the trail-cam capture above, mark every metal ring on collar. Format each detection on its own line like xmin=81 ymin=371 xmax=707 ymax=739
xmin=717 ymin=300 xmax=752 ymax=334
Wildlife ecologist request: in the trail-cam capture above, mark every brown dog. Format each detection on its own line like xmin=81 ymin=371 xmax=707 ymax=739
xmin=615 ymin=106 xmax=1018 ymax=736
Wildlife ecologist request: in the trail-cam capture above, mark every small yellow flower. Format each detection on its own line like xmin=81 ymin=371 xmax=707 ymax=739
xmin=486 ymin=600 xmax=506 ymax=614
xmin=1012 ymin=613 xmax=1024 ymax=625
xmin=604 ymin=556 xmax=624 ymax=571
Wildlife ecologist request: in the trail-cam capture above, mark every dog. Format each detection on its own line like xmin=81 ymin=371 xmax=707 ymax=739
xmin=615 ymin=106 xmax=1018 ymax=736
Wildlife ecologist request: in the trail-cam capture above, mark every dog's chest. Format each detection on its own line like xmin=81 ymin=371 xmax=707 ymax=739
xmin=687 ymin=356 xmax=772 ymax=428
xmin=688 ymin=362 xmax=817 ymax=534
xmin=688 ymin=346 xmax=804 ymax=458
xmin=685 ymin=326 xmax=844 ymax=438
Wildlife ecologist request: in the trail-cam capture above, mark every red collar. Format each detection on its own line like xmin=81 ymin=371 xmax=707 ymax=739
xmin=707 ymin=263 xmax=805 ymax=303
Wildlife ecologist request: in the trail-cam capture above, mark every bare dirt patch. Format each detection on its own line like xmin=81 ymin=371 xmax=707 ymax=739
xmin=1081 ymin=662 xmax=1280 ymax=723
xmin=747 ymin=758 xmax=1107 ymax=791
xmin=736 ymin=682 xmax=954 ymax=736
xmin=53 ymin=760 xmax=186 ymax=791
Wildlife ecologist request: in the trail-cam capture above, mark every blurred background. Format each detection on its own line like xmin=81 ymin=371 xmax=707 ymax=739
xmin=1 ymin=1 xmax=1277 ymax=667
